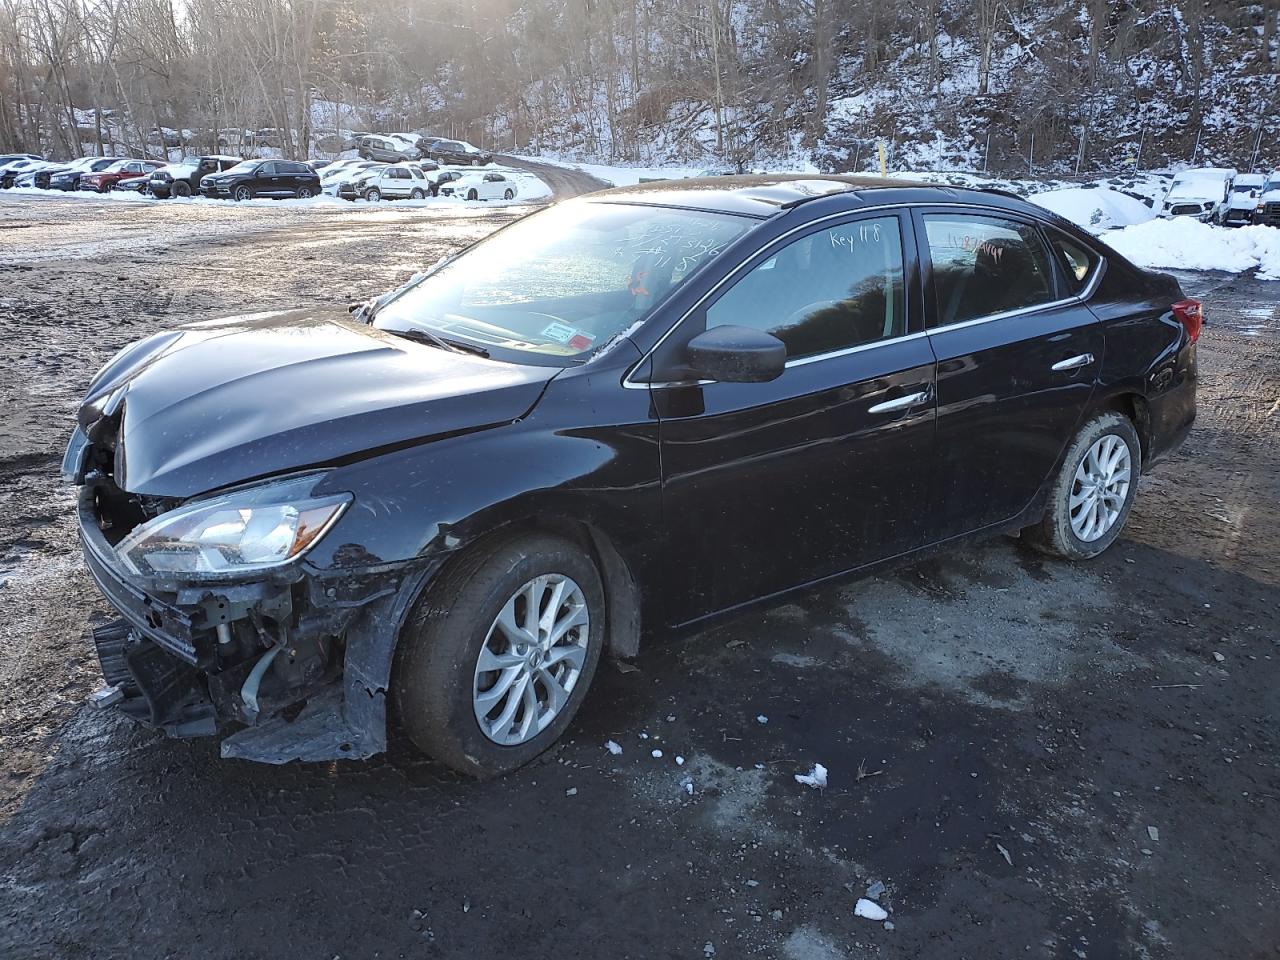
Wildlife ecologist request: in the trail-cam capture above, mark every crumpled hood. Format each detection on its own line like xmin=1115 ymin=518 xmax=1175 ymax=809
xmin=83 ymin=309 xmax=558 ymax=498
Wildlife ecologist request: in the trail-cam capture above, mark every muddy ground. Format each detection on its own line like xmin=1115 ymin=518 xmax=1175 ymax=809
xmin=0 ymin=168 xmax=1276 ymax=960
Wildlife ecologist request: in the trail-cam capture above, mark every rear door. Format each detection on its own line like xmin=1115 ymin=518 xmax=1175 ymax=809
xmin=915 ymin=208 xmax=1102 ymax=537
xmin=654 ymin=212 xmax=937 ymax=625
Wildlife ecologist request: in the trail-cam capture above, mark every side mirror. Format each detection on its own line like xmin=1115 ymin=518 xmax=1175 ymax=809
xmin=685 ymin=325 xmax=786 ymax=383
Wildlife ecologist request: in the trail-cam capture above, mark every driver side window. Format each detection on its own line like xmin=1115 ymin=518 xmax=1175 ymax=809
xmin=706 ymin=217 xmax=906 ymax=360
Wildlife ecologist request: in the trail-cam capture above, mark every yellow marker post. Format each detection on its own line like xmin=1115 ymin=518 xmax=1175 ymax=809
xmin=878 ymin=140 xmax=887 ymax=177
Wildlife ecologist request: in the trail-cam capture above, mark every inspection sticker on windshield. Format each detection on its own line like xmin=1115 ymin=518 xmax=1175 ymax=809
xmin=540 ymin=321 xmax=578 ymax=343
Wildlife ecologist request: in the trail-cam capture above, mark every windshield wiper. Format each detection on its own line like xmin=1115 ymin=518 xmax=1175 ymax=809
xmin=437 ymin=337 xmax=489 ymax=358
xmin=384 ymin=326 xmax=489 ymax=358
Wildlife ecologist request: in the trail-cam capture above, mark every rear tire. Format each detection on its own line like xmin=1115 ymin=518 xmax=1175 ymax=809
xmin=393 ymin=533 xmax=605 ymax=779
xmin=1024 ymin=411 xmax=1141 ymax=560
xmin=296 ymin=185 xmax=313 ymax=199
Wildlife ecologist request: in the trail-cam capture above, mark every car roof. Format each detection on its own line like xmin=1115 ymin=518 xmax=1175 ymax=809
xmin=583 ymin=173 xmax=1043 ymax=220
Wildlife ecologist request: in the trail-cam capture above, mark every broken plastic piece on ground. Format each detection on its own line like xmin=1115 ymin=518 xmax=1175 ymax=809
xmin=795 ymin=763 xmax=828 ymax=788
xmin=854 ymin=898 xmax=888 ymax=921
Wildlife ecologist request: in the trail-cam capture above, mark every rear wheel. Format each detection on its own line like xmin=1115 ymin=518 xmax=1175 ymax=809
xmin=295 ymin=185 xmax=313 ymax=199
xmin=1024 ymin=411 xmax=1140 ymax=560
xmin=393 ymin=533 xmax=605 ymax=779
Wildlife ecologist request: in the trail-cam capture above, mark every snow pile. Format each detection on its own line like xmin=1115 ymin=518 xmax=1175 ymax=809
xmin=1029 ymin=187 xmax=1155 ymax=231
xmin=1101 ymin=218 xmax=1280 ymax=279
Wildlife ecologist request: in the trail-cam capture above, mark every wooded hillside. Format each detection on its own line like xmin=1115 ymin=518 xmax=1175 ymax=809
xmin=0 ymin=0 xmax=1274 ymax=173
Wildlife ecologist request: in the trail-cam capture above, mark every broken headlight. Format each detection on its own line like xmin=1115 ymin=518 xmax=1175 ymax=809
xmin=116 ymin=476 xmax=350 ymax=577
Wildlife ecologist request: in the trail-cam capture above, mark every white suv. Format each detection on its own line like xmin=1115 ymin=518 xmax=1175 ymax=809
xmin=355 ymin=163 xmax=433 ymax=201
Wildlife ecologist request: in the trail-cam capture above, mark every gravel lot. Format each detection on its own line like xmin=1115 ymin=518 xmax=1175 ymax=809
xmin=0 ymin=169 xmax=1276 ymax=960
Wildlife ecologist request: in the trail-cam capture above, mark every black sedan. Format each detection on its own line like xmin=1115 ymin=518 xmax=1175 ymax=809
xmin=198 ymin=159 xmax=321 ymax=200
xmin=47 ymin=157 xmax=118 ymax=190
xmin=64 ymin=176 xmax=1198 ymax=777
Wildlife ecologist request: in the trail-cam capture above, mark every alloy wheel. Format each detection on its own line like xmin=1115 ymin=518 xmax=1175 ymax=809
xmin=1069 ymin=434 xmax=1132 ymax=542
xmin=472 ymin=574 xmax=590 ymax=746
xmin=234 ymin=186 xmax=251 ymax=201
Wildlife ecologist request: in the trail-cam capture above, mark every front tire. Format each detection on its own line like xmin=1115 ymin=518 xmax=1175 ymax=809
xmin=173 ymin=180 xmax=191 ymax=198
xmin=410 ymin=187 xmax=425 ymax=199
xmin=467 ymin=188 xmax=478 ymax=200
xmin=233 ymin=185 xmax=252 ymax=202
xmin=365 ymin=187 xmax=381 ymax=202
xmin=1024 ymin=411 xmax=1140 ymax=560
xmin=393 ymin=533 xmax=605 ymax=779
xmin=503 ymin=188 xmax=514 ymax=199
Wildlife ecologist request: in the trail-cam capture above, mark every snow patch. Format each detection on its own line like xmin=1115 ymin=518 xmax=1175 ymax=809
xmin=1029 ymin=187 xmax=1156 ymax=231
xmin=795 ymin=764 xmax=828 ymax=789
xmin=1101 ymin=218 xmax=1280 ymax=279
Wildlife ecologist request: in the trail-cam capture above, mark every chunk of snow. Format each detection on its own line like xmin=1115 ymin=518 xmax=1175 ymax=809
xmin=795 ymin=763 xmax=828 ymax=788
xmin=756 ymin=715 xmax=769 ymax=724
xmin=865 ymin=880 xmax=886 ymax=900
xmin=854 ymin=899 xmax=888 ymax=921
xmin=1147 ymin=825 xmax=1160 ymax=842
xmin=1100 ymin=218 xmax=1280 ymax=279
xmin=651 ymin=749 xmax=663 ymax=759
xmin=676 ymin=755 xmax=685 ymax=765
xmin=605 ymin=740 xmax=622 ymax=755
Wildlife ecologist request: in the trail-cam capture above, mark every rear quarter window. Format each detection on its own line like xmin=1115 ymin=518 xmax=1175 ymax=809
xmin=1049 ymin=231 xmax=1101 ymax=294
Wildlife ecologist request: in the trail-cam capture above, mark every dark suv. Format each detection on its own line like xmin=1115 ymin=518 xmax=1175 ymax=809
xmin=198 ymin=159 xmax=321 ymax=200
xmin=66 ymin=176 xmax=1198 ymax=778
xmin=150 ymin=156 xmax=240 ymax=198
xmin=358 ymin=135 xmax=421 ymax=163
xmin=422 ymin=138 xmax=492 ymax=166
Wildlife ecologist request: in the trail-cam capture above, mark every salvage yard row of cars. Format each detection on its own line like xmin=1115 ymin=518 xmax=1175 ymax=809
xmin=0 ymin=141 xmax=515 ymax=204
xmin=1157 ymin=166 xmax=1278 ymax=226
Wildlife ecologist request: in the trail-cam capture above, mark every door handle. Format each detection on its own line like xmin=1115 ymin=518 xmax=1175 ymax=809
xmin=868 ymin=390 xmax=929 ymax=414
xmin=1051 ymin=353 xmax=1094 ymax=371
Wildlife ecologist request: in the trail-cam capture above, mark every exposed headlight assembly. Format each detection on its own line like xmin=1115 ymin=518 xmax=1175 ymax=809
xmin=117 ymin=475 xmax=350 ymax=577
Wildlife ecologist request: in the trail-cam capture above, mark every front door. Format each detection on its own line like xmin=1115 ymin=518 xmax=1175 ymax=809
xmin=915 ymin=209 xmax=1102 ymax=536
xmin=654 ymin=212 xmax=937 ymax=626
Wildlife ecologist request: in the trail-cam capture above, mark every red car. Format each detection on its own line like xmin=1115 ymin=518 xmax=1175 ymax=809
xmin=79 ymin=159 xmax=164 ymax=193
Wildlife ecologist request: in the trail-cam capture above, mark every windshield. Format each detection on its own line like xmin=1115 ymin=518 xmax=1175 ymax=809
xmin=373 ymin=201 xmax=754 ymax=364
xmin=224 ymin=160 xmax=259 ymax=174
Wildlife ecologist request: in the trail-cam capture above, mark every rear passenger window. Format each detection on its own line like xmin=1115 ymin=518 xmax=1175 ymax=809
xmin=1049 ymin=232 xmax=1099 ymax=293
xmin=923 ymin=215 xmax=1057 ymax=327
xmin=707 ymin=216 xmax=906 ymax=360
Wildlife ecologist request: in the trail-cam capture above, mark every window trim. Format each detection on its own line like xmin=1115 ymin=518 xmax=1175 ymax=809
xmin=624 ymin=201 xmax=1106 ymax=390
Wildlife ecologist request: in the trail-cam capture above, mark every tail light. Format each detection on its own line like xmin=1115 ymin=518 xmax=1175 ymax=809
xmin=1172 ymin=298 xmax=1203 ymax=344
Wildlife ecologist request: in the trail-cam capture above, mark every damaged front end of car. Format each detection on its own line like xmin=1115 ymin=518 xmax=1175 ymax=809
xmin=66 ymin=392 xmax=432 ymax=764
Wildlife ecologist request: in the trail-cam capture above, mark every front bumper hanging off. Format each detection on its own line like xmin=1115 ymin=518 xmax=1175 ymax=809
xmin=78 ymin=482 xmax=436 ymax=763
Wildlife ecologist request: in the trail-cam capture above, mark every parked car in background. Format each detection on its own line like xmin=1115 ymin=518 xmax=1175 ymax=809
xmin=64 ymin=175 xmax=1199 ymax=776
xmin=1251 ymin=171 xmax=1280 ymax=227
xmin=1216 ymin=173 xmax=1264 ymax=226
xmin=198 ymin=158 xmax=321 ymax=200
xmin=150 ymin=156 xmax=241 ymax=198
xmin=352 ymin=162 xmax=433 ymax=201
xmin=422 ymin=138 xmax=492 ymax=166
xmin=50 ymin=157 xmax=120 ymax=191
xmin=114 ymin=173 xmax=154 ymax=194
xmin=438 ymin=171 xmax=516 ymax=200
xmin=425 ymin=169 xmax=466 ymax=196
xmin=30 ymin=156 xmax=102 ymax=190
xmin=0 ymin=153 xmax=41 ymax=168
xmin=78 ymin=159 xmax=164 ymax=193
xmin=358 ymin=134 xmax=421 ymax=163
xmin=0 ymin=157 xmax=49 ymax=188
xmin=321 ymin=160 xmax=379 ymax=197
xmin=1159 ymin=168 xmax=1235 ymax=221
